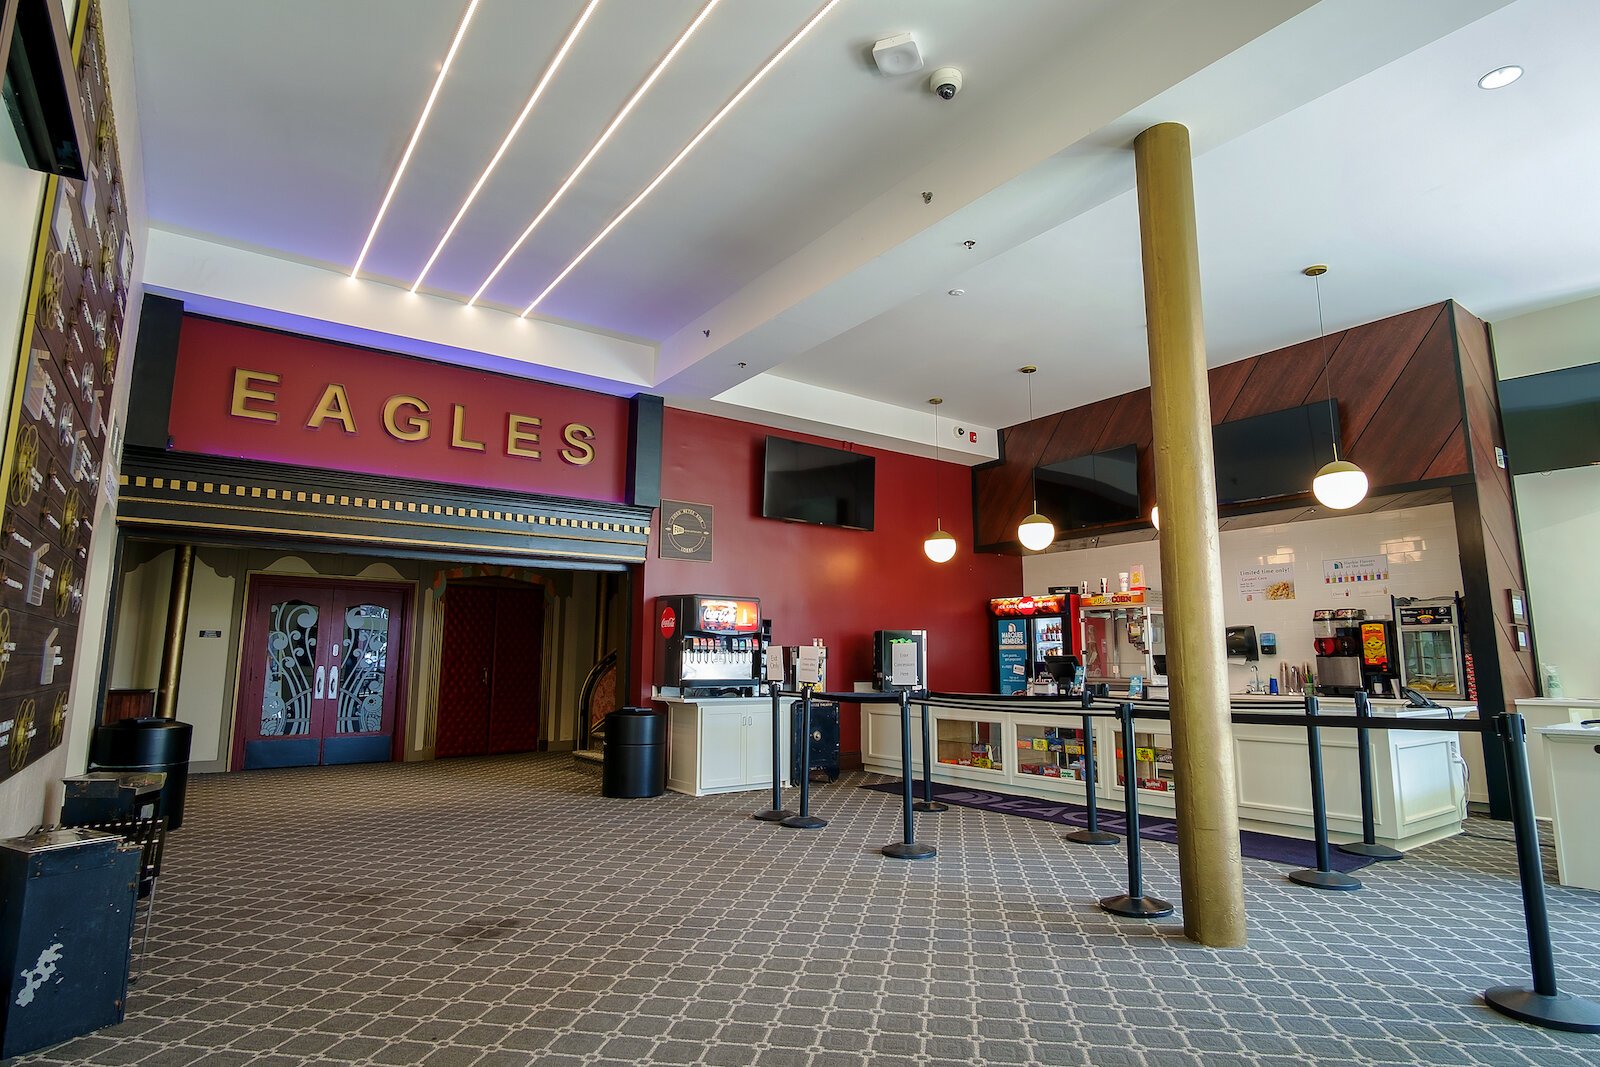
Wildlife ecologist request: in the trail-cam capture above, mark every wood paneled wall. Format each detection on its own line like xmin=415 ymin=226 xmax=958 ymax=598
xmin=1450 ymin=303 xmax=1538 ymax=817
xmin=974 ymin=302 xmax=1469 ymax=549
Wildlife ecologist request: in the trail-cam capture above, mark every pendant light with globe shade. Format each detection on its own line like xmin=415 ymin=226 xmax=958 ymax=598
xmin=1015 ymin=366 xmax=1056 ymax=551
xmin=1304 ymin=265 xmax=1369 ymax=510
xmin=923 ymin=398 xmax=957 ymax=563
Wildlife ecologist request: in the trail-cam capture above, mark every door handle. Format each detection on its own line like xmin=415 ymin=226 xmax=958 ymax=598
xmin=328 ymin=665 xmax=339 ymax=700
xmin=482 ymin=667 xmax=489 ymax=686
xmin=315 ymin=665 xmax=326 ymax=699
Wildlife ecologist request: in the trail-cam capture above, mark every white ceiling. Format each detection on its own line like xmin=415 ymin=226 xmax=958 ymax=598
xmin=124 ymin=0 xmax=1600 ymax=441
xmin=129 ymin=0 xmax=1117 ymax=336
xmin=769 ymin=0 xmax=1600 ymax=425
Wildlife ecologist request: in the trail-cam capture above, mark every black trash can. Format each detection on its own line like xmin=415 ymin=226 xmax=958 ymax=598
xmin=602 ymin=707 xmax=666 ymax=799
xmin=87 ymin=719 xmax=193 ymax=831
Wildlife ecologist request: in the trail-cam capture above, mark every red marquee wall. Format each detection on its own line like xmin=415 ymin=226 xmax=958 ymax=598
xmin=167 ymin=316 xmax=631 ymax=501
xmin=636 ymin=408 xmax=1023 ymax=755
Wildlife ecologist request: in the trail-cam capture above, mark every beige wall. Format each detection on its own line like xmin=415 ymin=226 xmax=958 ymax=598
xmin=1493 ymin=294 xmax=1600 ymax=698
xmin=106 ymin=545 xmax=623 ymax=772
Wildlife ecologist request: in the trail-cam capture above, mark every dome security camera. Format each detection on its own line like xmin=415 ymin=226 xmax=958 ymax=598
xmin=930 ymin=67 xmax=963 ymax=100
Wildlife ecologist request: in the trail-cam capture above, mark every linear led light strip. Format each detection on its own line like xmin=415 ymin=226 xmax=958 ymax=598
xmin=411 ymin=0 xmax=604 ymax=294
xmin=520 ymin=0 xmax=846 ymax=317
xmin=467 ymin=0 xmax=725 ymax=307
xmin=351 ymin=0 xmax=481 ymax=280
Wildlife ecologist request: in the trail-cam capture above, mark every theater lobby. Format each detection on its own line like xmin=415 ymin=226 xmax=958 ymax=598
xmin=2 ymin=1 xmax=1599 ymax=1065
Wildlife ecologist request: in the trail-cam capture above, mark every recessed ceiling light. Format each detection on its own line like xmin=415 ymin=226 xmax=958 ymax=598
xmin=519 ymin=0 xmax=847 ymax=317
xmin=411 ymin=0 xmax=602 ymax=294
xmin=470 ymin=0 xmax=726 ymax=307
xmin=351 ymin=0 xmax=481 ymax=279
xmin=947 ymin=288 xmax=965 ymax=297
xmin=1478 ymin=65 xmax=1523 ymax=90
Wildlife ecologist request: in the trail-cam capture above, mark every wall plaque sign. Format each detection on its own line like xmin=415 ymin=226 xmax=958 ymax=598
xmin=659 ymin=500 xmax=713 ymax=562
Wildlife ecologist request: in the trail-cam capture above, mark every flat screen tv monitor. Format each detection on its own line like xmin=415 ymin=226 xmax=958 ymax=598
xmin=1033 ymin=444 xmax=1139 ymax=530
xmin=762 ymin=436 xmax=875 ymax=531
xmin=1498 ymin=362 xmax=1600 ymax=474
xmin=1212 ymin=399 xmax=1340 ymax=504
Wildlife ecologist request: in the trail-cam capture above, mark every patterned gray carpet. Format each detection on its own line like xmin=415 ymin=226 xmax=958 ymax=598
xmin=22 ymin=753 xmax=1600 ymax=1066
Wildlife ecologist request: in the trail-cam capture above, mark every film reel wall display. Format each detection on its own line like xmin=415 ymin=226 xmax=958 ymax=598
xmin=0 ymin=0 xmax=129 ymax=783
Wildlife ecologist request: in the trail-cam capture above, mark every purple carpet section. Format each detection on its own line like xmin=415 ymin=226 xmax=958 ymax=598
xmin=865 ymin=780 xmax=1374 ymax=874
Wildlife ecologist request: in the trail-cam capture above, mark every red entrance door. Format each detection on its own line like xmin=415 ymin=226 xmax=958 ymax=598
xmin=436 ymin=584 xmax=545 ymax=758
xmin=235 ymin=577 xmax=409 ymax=770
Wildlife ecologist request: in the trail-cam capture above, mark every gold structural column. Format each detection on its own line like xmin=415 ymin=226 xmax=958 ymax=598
xmin=1133 ymin=122 xmax=1247 ymax=947
xmin=154 ymin=544 xmax=196 ymax=720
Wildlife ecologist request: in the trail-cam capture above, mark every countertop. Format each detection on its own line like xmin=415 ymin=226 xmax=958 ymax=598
xmin=1537 ymin=722 xmax=1600 ymax=742
xmin=1517 ymin=697 xmax=1600 ymax=709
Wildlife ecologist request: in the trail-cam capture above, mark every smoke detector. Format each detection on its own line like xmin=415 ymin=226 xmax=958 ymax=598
xmin=872 ymin=33 xmax=923 ymax=76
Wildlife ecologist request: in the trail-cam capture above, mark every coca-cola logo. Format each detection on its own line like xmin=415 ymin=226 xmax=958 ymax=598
xmin=1018 ymin=596 xmax=1036 ymax=616
xmin=660 ymin=607 xmax=676 ymax=638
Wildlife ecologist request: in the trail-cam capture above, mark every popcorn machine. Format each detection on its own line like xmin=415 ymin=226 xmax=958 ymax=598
xmin=1392 ymin=594 xmax=1466 ymax=699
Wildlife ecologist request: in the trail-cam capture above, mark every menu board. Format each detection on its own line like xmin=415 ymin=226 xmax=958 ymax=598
xmin=0 ymin=0 xmax=129 ymax=784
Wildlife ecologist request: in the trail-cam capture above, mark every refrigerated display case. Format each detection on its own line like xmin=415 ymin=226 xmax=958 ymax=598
xmin=990 ymin=593 xmax=1081 ymax=695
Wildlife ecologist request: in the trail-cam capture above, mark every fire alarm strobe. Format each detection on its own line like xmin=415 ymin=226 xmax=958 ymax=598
xmin=872 ymin=33 xmax=923 ymax=76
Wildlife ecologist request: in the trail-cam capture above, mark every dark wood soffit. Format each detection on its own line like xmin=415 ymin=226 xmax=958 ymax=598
xmin=975 ymin=301 xmax=1466 ymax=547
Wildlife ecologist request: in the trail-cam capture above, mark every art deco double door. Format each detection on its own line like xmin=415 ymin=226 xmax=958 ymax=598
xmin=234 ymin=577 xmax=407 ymax=770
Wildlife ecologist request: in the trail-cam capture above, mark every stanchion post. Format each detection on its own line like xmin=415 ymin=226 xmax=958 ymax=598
xmin=782 ymin=686 xmax=827 ymax=830
xmin=1098 ymin=703 xmax=1173 ymax=918
xmin=1337 ymin=690 xmax=1403 ymax=860
xmin=1066 ymin=695 xmax=1118 ymax=846
xmin=752 ymin=687 xmax=795 ymax=823
xmin=913 ymin=695 xmax=948 ymax=813
xmin=883 ymin=690 xmax=936 ymax=860
xmin=1290 ymin=693 xmax=1362 ymax=891
xmin=1483 ymin=712 xmax=1600 ymax=1032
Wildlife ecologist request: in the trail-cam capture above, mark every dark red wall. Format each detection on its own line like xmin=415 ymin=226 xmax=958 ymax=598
xmin=635 ymin=408 xmax=1022 ymax=753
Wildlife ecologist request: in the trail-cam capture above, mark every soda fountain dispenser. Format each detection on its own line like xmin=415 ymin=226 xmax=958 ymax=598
xmin=654 ymin=595 xmax=762 ymax=697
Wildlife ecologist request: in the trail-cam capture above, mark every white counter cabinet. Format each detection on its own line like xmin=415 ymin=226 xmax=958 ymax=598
xmin=659 ymin=696 xmax=790 ymax=797
xmin=1538 ymin=722 xmax=1600 ymax=891
xmin=864 ymin=696 xmax=1468 ymax=850
xmin=1460 ymin=698 xmax=1597 ymax=815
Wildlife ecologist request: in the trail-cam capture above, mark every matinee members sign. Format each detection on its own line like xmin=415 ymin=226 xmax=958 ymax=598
xmin=166 ymin=317 xmax=630 ymax=502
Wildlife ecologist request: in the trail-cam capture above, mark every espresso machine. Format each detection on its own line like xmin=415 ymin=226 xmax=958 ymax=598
xmin=1312 ymin=607 xmax=1366 ymax=695
xmin=654 ymin=595 xmax=762 ymax=696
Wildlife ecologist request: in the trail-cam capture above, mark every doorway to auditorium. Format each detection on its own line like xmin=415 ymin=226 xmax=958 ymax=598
xmin=233 ymin=575 xmax=412 ymax=770
xmin=434 ymin=580 xmax=546 ymax=758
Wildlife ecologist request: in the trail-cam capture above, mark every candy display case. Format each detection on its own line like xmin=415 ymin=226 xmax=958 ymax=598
xmin=935 ymin=715 xmax=1005 ymax=773
xmin=1014 ymin=721 xmax=1099 ymax=786
xmin=1114 ymin=725 xmax=1177 ymax=795
xmin=863 ymin=695 xmax=1468 ymax=850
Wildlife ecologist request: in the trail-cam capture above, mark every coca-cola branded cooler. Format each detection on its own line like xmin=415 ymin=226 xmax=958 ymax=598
xmin=989 ymin=594 xmax=1081 ymax=695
